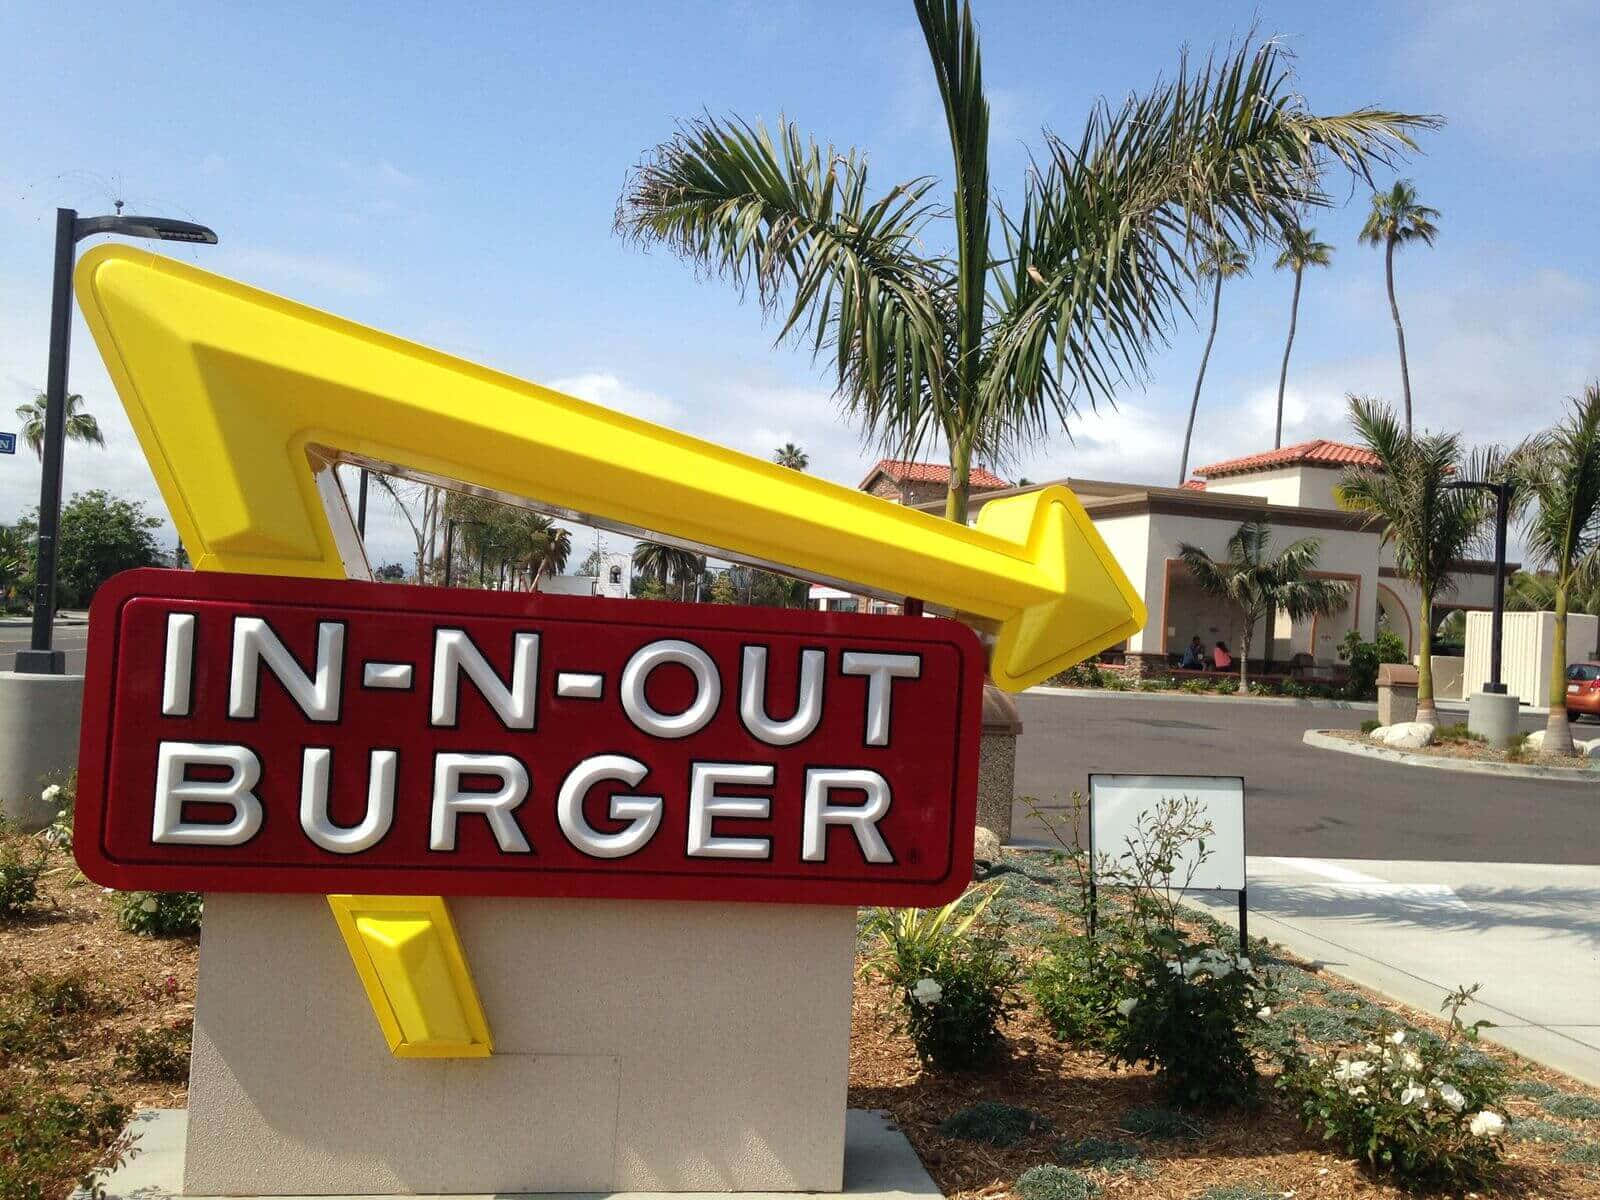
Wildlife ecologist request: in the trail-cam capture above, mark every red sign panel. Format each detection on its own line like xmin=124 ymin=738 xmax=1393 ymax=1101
xmin=75 ymin=569 xmax=981 ymax=906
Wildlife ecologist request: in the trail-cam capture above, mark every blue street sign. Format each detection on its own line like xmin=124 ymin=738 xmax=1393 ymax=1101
xmin=0 ymin=431 xmax=16 ymax=455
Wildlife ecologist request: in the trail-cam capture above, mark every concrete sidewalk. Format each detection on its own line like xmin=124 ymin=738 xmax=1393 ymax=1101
xmin=1187 ymin=857 xmax=1600 ymax=1087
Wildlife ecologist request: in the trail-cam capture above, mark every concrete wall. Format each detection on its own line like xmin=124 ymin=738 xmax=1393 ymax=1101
xmin=185 ymin=895 xmax=855 ymax=1195
xmin=1465 ymin=610 xmax=1600 ymax=709
xmin=1088 ymin=512 xmax=1154 ymax=651
xmin=0 ymin=671 xmax=84 ymax=830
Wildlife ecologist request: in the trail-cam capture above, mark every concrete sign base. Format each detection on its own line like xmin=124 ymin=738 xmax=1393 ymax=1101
xmin=185 ymin=895 xmax=857 ymax=1195
xmin=81 ymin=1108 xmax=941 ymax=1200
xmin=0 ymin=670 xmax=83 ymax=830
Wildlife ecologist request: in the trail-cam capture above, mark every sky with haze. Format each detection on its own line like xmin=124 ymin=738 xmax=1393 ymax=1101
xmin=1 ymin=0 xmax=1596 ymax=571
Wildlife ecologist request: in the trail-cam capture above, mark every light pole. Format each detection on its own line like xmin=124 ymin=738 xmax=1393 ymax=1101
xmin=1447 ymin=479 xmax=1514 ymax=693
xmin=15 ymin=208 xmax=217 ymax=674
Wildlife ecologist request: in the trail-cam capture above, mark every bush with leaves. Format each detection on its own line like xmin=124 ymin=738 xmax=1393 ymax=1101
xmin=1278 ymin=985 xmax=1508 ymax=1190
xmin=1338 ymin=628 xmax=1408 ymax=700
xmin=864 ymin=888 xmax=1020 ymax=1071
xmin=1029 ymin=934 xmax=1136 ymax=1049
xmin=115 ymin=1023 xmax=192 ymax=1082
xmin=116 ymin=890 xmax=203 ymax=937
xmin=0 ymin=836 xmax=46 ymax=920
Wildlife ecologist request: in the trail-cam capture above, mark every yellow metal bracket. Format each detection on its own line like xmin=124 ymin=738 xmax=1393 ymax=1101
xmin=327 ymin=896 xmax=492 ymax=1058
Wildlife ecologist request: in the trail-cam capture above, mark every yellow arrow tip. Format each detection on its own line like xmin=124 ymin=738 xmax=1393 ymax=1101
xmin=977 ymin=486 xmax=1146 ymax=692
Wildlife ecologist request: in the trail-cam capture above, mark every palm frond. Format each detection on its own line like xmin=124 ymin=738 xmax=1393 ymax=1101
xmin=617 ymin=114 xmax=951 ymax=457
xmin=984 ymin=37 xmax=1438 ymax=422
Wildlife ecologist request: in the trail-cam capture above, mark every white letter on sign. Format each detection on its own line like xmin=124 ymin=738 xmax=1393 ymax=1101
xmin=621 ymin=639 xmax=720 ymax=738
xmin=802 ymin=768 xmax=892 ymax=863
xmin=431 ymin=630 xmax=539 ymax=729
xmin=430 ymin=753 xmax=532 ymax=852
xmin=687 ymin=762 xmax=773 ymax=859
xmin=229 ymin=617 xmax=345 ymax=722
xmin=840 ymin=651 xmax=922 ymax=746
xmin=557 ymin=754 xmax=663 ymax=859
xmin=300 ymin=748 xmax=397 ymax=854
xmin=152 ymin=741 xmax=264 ymax=846
xmin=739 ymin=646 xmax=825 ymax=746
xmin=161 ymin=612 xmax=196 ymax=717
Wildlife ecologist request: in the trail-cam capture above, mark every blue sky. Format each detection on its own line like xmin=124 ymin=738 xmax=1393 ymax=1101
xmin=2 ymin=0 xmax=1596 ymax=569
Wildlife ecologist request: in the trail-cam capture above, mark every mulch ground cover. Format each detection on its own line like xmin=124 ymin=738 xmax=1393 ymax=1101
xmin=4 ymin=831 xmax=1599 ymax=1199
xmin=1324 ymin=727 xmax=1595 ymax=769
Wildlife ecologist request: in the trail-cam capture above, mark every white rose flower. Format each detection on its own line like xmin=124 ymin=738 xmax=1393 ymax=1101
xmin=912 ymin=978 xmax=943 ymax=1004
xmin=1436 ymin=1083 xmax=1466 ymax=1112
xmin=1389 ymin=1030 xmax=1406 ymax=1045
xmin=1400 ymin=1084 xmax=1428 ymax=1107
xmin=140 ymin=896 xmax=159 ymax=913
xmin=1332 ymin=1059 xmax=1374 ymax=1087
xmin=1468 ymin=1111 xmax=1505 ymax=1137
xmin=1115 ymin=998 xmax=1138 ymax=1017
xmin=1402 ymin=1051 xmax=1422 ymax=1071
xmin=1257 ymin=1006 xmax=1273 ymax=1020
xmin=42 ymin=784 xmax=61 ymax=802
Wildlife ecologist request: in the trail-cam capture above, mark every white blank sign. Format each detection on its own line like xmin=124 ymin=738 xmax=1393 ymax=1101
xmin=1088 ymin=774 xmax=1245 ymax=892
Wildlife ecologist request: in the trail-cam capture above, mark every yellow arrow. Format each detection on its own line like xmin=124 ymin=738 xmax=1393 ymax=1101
xmin=73 ymin=245 xmax=1142 ymax=692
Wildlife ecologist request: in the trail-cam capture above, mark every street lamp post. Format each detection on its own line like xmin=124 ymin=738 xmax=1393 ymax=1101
xmin=14 ymin=208 xmax=217 ymax=674
xmin=1447 ymin=479 xmax=1514 ymax=694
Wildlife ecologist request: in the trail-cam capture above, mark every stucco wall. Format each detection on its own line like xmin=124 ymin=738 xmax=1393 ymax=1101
xmin=1203 ymin=465 xmax=1347 ymax=510
xmin=1465 ymin=610 xmax=1600 ymax=708
xmin=1087 ymin=512 xmax=1154 ymax=652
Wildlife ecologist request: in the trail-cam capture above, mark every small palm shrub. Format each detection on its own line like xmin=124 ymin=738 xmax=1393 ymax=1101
xmin=864 ymin=888 xmax=1020 ymax=1071
xmin=116 ymin=890 xmax=203 ymax=937
xmin=1278 ymin=986 xmax=1508 ymax=1190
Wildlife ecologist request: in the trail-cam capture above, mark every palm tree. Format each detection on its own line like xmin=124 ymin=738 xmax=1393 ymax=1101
xmin=632 ymin=540 xmax=704 ymax=600
xmin=1177 ymin=237 xmax=1250 ymax=484
xmin=1336 ymin=396 xmax=1487 ymax=722
xmin=1176 ymin=519 xmax=1348 ymax=694
xmin=1359 ymin=181 xmax=1439 ymax=436
xmin=16 ymin=392 xmax=105 ymax=459
xmin=774 ymin=443 xmax=809 ymax=470
xmin=1508 ymin=383 xmax=1600 ymax=755
xmin=533 ymin=525 xmax=573 ymax=583
xmin=1271 ymin=224 xmax=1333 ymax=449
xmin=618 ymin=6 xmax=1435 ymax=522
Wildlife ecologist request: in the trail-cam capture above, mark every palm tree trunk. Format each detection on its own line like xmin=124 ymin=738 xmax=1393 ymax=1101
xmin=1274 ymin=268 xmax=1303 ymax=450
xmin=1238 ymin=613 xmax=1253 ymax=695
xmin=1416 ymin=595 xmax=1436 ymax=723
xmin=1178 ymin=273 xmax=1224 ymax=484
xmin=1546 ymin=582 xmax=1575 ymax=755
xmin=1384 ymin=237 xmax=1413 ymax=437
xmin=945 ymin=430 xmax=974 ymax=523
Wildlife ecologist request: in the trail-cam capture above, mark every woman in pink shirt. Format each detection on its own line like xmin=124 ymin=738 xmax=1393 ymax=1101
xmin=1212 ymin=641 xmax=1233 ymax=670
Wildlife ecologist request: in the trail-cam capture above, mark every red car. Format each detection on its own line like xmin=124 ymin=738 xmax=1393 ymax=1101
xmin=1565 ymin=662 xmax=1600 ymax=721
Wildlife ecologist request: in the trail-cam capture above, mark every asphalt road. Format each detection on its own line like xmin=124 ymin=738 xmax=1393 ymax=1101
xmin=0 ymin=619 xmax=89 ymax=673
xmin=1012 ymin=690 xmax=1600 ymax=866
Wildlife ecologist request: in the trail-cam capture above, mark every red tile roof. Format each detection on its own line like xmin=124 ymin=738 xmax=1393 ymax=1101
xmin=1193 ymin=439 xmax=1381 ymax=479
xmin=860 ymin=459 xmax=1010 ymax=490
xmin=1179 ymin=479 xmax=1207 ymax=491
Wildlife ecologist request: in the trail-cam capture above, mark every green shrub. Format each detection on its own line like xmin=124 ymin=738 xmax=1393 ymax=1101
xmin=1278 ymin=987 xmax=1508 ymax=1190
xmin=1510 ymin=1117 xmax=1578 ymax=1143
xmin=1051 ymin=661 xmax=1106 ymax=688
xmin=1543 ymin=1092 xmax=1600 ymax=1121
xmin=1106 ymin=937 xmax=1267 ymax=1107
xmin=1434 ymin=722 xmax=1486 ymax=744
xmin=864 ymin=889 xmax=1020 ymax=1071
xmin=1118 ymin=1106 xmax=1208 ymax=1139
xmin=938 ymin=1101 xmax=1047 ymax=1147
xmin=1560 ymin=1141 xmax=1600 ymax=1164
xmin=1055 ymin=1136 xmax=1151 ymax=1176
xmin=115 ymin=1023 xmax=191 ymax=1082
xmin=115 ymin=890 xmax=203 ymax=936
xmin=0 ymin=838 xmax=45 ymax=920
xmin=1015 ymin=1164 xmax=1098 ymax=1200
xmin=1029 ymin=935 xmax=1135 ymax=1049
xmin=0 ymin=1084 xmax=131 ymax=1200
xmin=1339 ymin=629 xmax=1407 ymax=700
xmin=0 ymin=971 xmax=117 ymax=1064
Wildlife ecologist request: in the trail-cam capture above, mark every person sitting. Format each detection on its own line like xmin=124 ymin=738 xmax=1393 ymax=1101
xmin=1179 ymin=636 xmax=1206 ymax=669
xmin=1212 ymin=640 xmax=1233 ymax=670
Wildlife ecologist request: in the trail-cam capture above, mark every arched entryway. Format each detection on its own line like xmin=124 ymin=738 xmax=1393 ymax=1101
xmin=1377 ymin=583 xmax=1413 ymax=656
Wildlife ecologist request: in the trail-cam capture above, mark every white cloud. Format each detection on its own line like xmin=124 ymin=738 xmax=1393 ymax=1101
xmin=547 ymin=372 xmax=683 ymax=427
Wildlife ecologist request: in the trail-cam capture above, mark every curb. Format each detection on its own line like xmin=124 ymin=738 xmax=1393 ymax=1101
xmin=1028 ymin=684 xmax=1379 ymax=712
xmin=1302 ymin=728 xmax=1600 ymax=783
